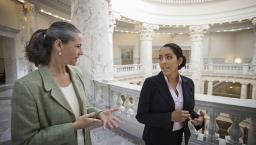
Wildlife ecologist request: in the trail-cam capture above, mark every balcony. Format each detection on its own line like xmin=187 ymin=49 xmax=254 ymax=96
xmin=93 ymin=79 xmax=256 ymax=145
xmin=114 ymin=63 xmax=256 ymax=77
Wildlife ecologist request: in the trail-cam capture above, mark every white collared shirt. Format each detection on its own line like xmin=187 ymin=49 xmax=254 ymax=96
xmin=60 ymin=83 xmax=84 ymax=145
xmin=164 ymin=75 xmax=184 ymax=131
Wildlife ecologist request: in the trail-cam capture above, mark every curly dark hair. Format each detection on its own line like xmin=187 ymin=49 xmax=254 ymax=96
xmin=25 ymin=21 xmax=81 ymax=67
xmin=162 ymin=43 xmax=187 ymax=70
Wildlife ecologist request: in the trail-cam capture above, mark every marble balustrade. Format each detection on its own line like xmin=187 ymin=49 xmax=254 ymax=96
xmin=114 ymin=63 xmax=256 ymax=76
xmin=92 ymin=79 xmax=256 ymax=145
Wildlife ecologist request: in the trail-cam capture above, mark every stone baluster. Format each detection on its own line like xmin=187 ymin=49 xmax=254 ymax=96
xmin=126 ymin=96 xmax=136 ymax=117
xmin=95 ymin=85 xmax=104 ymax=108
xmin=248 ymin=116 xmax=256 ymax=145
xmin=226 ymin=114 xmax=245 ymax=145
xmin=205 ymin=109 xmax=219 ymax=143
xmin=110 ymin=91 xmax=119 ymax=108
xmin=117 ymin=94 xmax=125 ymax=112
xmin=242 ymin=64 xmax=249 ymax=74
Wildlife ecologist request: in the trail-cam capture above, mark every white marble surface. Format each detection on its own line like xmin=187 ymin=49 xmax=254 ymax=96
xmin=0 ymin=89 xmax=11 ymax=144
xmin=90 ymin=127 xmax=135 ymax=145
xmin=196 ymin=94 xmax=256 ymax=108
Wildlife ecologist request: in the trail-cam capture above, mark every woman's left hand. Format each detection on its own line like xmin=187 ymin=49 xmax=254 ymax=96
xmin=99 ymin=108 xmax=121 ymax=129
xmin=191 ymin=111 xmax=205 ymax=126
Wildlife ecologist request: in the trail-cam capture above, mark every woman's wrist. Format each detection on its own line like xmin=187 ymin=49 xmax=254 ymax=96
xmin=72 ymin=122 xmax=78 ymax=131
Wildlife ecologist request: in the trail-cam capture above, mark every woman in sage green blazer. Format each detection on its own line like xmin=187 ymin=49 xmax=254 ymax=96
xmin=11 ymin=21 xmax=120 ymax=145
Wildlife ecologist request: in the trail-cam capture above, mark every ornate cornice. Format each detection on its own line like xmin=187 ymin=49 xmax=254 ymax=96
xmin=189 ymin=25 xmax=209 ymax=34
xmin=139 ymin=23 xmax=159 ymax=40
xmin=109 ymin=11 xmax=121 ymax=33
xmin=112 ymin=0 xmax=256 ymax=25
xmin=142 ymin=23 xmax=159 ymax=32
xmin=189 ymin=25 xmax=209 ymax=41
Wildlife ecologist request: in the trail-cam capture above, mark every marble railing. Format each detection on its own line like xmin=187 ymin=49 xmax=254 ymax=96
xmin=92 ymin=79 xmax=256 ymax=145
xmin=114 ymin=63 xmax=256 ymax=78
xmin=113 ymin=64 xmax=143 ymax=77
xmin=203 ymin=63 xmax=255 ymax=74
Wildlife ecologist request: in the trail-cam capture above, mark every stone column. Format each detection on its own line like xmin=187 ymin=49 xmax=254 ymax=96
xmin=15 ymin=1 xmax=38 ymax=79
xmin=71 ymin=0 xmax=113 ymax=101
xmin=201 ymin=80 xmax=205 ymax=94
xmin=189 ymin=25 xmax=209 ymax=94
xmin=252 ymin=83 xmax=256 ymax=100
xmin=207 ymin=80 xmax=213 ymax=95
xmin=240 ymin=82 xmax=248 ymax=99
xmin=140 ymin=23 xmax=159 ymax=78
xmin=251 ymin=18 xmax=256 ymax=73
xmin=107 ymin=9 xmax=121 ymax=80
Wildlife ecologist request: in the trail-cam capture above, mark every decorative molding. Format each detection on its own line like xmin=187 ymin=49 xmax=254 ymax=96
xmin=189 ymin=25 xmax=210 ymax=42
xmin=189 ymin=25 xmax=210 ymax=34
xmin=109 ymin=11 xmax=122 ymax=33
xmin=139 ymin=23 xmax=159 ymax=40
xmin=142 ymin=23 xmax=159 ymax=33
xmin=112 ymin=0 xmax=256 ymax=25
xmin=0 ymin=24 xmax=19 ymax=38
xmin=93 ymin=79 xmax=256 ymax=145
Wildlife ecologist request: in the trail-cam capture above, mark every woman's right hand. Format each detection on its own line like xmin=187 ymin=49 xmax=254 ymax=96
xmin=73 ymin=112 xmax=102 ymax=130
xmin=171 ymin=110 xmax=190 ymax=122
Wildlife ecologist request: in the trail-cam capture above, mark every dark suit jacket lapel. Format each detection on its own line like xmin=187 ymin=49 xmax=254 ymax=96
xmin=181 ymin=76 xmax=190 ymax=111
xmin=38 ymin=66 xmax=75 ymax=116
xmin=156 ymin=72 xmax=175 ymax=110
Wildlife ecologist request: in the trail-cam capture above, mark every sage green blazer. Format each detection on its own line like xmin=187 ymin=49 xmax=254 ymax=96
xmin=11 ymin=65 xmax=101 ymax=145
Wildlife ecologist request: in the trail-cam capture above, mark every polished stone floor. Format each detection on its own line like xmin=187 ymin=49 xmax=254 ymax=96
xmin=0 ymin=86 xmax=11 ymax=145
xmin=0 ymin=85 xmax=135 ymax=145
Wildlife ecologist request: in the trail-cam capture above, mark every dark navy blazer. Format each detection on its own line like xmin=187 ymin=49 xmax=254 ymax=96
xmin=136 ymin=72 xmax=201 ymax=145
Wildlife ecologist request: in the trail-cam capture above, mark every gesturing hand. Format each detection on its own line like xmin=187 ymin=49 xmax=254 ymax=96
xmin=73 ymin=112 xmax=102 ymax=130
xmin=171 ymin=110 xmax=191 ymax=122
xmin=191 ymin=111 xmax=205 ymax=126
xmin=99 ymin=108 xmax=121 ymax=129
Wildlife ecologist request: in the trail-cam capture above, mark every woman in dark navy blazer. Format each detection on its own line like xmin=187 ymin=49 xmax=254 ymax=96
xmin=136 ymin=43 xmax=204 ymax=145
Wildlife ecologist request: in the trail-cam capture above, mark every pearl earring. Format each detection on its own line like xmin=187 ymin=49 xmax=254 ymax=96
xmin=58 ymin=51 xmax=62 ymax=56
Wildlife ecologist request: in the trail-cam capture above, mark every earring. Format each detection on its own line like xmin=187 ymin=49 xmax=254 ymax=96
xmin=58 ymin=51 xmax=62 ymax=56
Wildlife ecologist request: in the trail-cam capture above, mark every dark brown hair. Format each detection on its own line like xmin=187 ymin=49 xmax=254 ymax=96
xmin=25 ymin=21 xmax=80 ymax=67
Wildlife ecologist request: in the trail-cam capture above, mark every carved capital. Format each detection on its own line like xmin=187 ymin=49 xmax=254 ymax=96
xmin=142 ymin=23 xmax=159 ymax=33
xmin=23 ymin=2 xmax=35 ymax=15
xmin=189 ymin=25 xmax=209 ymax=41
xmin=189 ymin=25 xmax=209 ymax=34
xmin=109 ymin=11 xmax=121 ymax=33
